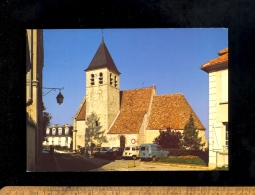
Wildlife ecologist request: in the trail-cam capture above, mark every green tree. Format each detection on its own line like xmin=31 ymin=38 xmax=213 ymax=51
xmin=153 ymin=129 xmax=183 ymax=148
xmin=180 ymin=113 xmax=205 ymax=150
xmin=42 ymin=105 xmax=52 ymax=136
xmin=85 ymin=112 xmax=107 ymax=147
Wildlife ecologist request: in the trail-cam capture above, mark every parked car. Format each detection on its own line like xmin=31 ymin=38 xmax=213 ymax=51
xmin=122 ymin=145 xmax=140 ymax=160
xmin=42 ymin=148 xmax=49 ymax=153
xmin=99 ymin=147 xmax=111 ymax=155
xmin=94 ymin=147 xmax=111 ymax=157
xmin=92 ymin=147 xmax=101 ymax=156
xmin=106 ymin=147 xmax=124 ymax=159
xmin=139 ymin=143 xmax=169 ymax=161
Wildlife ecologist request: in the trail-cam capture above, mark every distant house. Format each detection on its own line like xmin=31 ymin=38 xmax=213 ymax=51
xmin=201 ymin=48 xmax=228 ymax=168
xmin=43 ymin=124 xmax=73 ymax=149
xmin=73 ymin=39 xmax=207 ymax=150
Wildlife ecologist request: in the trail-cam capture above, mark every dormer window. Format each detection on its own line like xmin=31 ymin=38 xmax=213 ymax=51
xmin=52 ymin=128 xmax=56 ymax=135
xmin=46 ymin=128 xmax=50 ymax=135
xmin=99 ymin=72 xmax=103 ymax=84
xmin=58 ymin=128 xmax=62 ymax=135
xmin=65 ymin=127 xmax=69 ymax=135
xmin=90 ymin=74 xmax=95 ymax=85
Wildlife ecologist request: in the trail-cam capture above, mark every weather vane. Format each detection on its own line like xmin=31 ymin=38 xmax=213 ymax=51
xmin=102 ymin=29 xmax=104 ymax=42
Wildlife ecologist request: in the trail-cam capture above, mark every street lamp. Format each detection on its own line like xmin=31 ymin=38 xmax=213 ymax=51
xmin=43 ymin=87 xmax=64 ymax=105
xmin=72 ymin=130 xmax=77 ymax=153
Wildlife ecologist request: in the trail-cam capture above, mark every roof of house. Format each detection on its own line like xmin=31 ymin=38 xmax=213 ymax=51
xmin=108 ymin=87 xmax=154 ymax=134
xmin=147 ymin=94 xmax=206 ymax=130
xmin=201 ymin=48 xmax=228 ymax=73
xmin=84 ymin=40 xmax=121 ymax=75
xmin=75 ymin=97 xmax=86 ymax=121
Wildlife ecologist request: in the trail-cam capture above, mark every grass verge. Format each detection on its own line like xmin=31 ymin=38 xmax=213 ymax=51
xmin=213 ymin=166 xmax=228 ymax=170
xmin=155 ymin=156 xmax=207 ymax=166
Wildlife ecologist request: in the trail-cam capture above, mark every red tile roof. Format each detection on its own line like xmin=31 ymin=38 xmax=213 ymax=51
xmin=85 ymin=40 xmax=121 ymax=75
xmin=201 ymin=48 xmax=228 ymax=73
xmin=76 ymin=98 xmax=86 ymax=121
xmin=108 ymin=87 xmax=154 ymax=134
xmin=147 ymin=94 xmax=205 ymax=130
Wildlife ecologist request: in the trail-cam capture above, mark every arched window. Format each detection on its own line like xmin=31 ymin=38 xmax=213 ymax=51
xmin=99 ymin=72 xmax=103 ymax=84
xmin=114 ymin=76 xmax=118 ymax=87
xmin=110 ymin=73 xmax=113 ymax=85
xmin=90 ymin=74 xmax=95 ymax=85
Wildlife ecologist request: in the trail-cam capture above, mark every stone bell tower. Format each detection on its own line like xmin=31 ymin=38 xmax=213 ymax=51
xmin=84 ymin=37 xmax=121 ymax=141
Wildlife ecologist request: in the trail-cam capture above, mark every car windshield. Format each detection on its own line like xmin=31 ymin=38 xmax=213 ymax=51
xmin=140 ymin=147 xmax=147 ymax=151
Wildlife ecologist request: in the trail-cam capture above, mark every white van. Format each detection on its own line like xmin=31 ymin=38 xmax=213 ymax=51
xmin=122 ymin=145 xmax=140 ymax=160
xmin=139 ymin=143 xmax=169 ymax=161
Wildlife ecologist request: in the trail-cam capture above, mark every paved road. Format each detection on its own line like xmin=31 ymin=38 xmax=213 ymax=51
xmin=77 ymin=154 xmax=212 ymax=171
xmin=40 ymin=152 xmax=212 ymax=172
xmin=54 ymin=153 xmax=99 ymax=171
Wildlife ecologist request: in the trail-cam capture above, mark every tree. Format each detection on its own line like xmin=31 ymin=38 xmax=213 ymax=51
xmin=42 ymin=105 xmax=52 ymax=136
xmin=153 ymin=129 xmax=183 ymax=148
xmin=85 ymin=112 xmax=107 ymax=147
xmin=180 ymin=113 xmax=205 ymax=150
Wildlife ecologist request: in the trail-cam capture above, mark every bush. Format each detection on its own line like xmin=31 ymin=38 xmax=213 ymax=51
xmin=157 ymin=156 xmax=206 ymax=166
xmin=164 ymin=148 xmax=209 ymax=165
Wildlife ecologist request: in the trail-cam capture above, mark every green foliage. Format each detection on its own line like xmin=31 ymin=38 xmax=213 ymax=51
xmin=180 ymin=113 xmax=205 ymax=150
xmin=157 ymin=156 xmax=206 ymax=166
xmin=42 ymin=104 xmax=52 ymax=136
xmin=153 ymin=129 xmax=183 ymax=149
xmin=163 ymin=148 xmax=209 ymax=165
xmin=85 ymin=112 xmax=107 ymax=147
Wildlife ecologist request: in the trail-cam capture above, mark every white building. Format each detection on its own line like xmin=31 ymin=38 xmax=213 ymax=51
xmin=43 ymin=124 xmax=73 ymax=149
xmin=201 ymin=48 xmax=228 ymax=168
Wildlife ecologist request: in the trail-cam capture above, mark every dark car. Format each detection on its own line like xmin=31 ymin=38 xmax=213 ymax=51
xmin=106 ymin=147 xmax=124 ymax=159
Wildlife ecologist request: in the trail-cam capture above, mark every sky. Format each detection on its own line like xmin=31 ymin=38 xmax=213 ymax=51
xmin=43 ymin=28 xmax=228 ymax=139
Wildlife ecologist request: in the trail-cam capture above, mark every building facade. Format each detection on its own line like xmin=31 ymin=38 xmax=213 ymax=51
xmin=201 ymin=48 xmax=228 ymax=168
xmin=43 ymin=124 xmax=73 ymax=149
xmin=26 ymin=29 xmax=44 ymax=171
xmin=73 ymin=39 xmax=207 ymax=150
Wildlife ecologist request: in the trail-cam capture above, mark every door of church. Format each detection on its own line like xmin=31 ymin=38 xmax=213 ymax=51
xmin=120 ymin=135 xmax=125 ymax=148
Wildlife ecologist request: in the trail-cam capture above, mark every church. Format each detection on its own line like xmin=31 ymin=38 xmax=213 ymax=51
xmin=73 ymin=38 xmax=207 ymax=149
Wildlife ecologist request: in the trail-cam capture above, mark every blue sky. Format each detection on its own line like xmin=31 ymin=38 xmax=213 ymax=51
xmin=43 ymin=28 xmax=228 ymax=139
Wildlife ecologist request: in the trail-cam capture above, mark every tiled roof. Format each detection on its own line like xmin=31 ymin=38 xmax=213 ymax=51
xmin=75 ymin=98 xmax=86 ymax=120
xmin=201 ymin=48 xmax=228 ymax=72
xmin=147 ymin=94 xmax=205 ymax=130
xmin=85 ymin=40 xmax=121 ymax=75
xmin=108 ymin=87 xmax=154 ymax=134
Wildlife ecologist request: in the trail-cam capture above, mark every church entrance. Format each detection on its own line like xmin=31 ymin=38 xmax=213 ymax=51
xmin=120 ymin=135 xmax=125 ymax=148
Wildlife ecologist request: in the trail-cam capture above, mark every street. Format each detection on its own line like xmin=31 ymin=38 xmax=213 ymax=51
xmin=40 ymin=152 xmax=211 ymax=171
xmin=40 ymin=153 xmax=99 ymax=172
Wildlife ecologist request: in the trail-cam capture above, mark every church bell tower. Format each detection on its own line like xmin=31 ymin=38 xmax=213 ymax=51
xmin=84 ymin=37 xmax=121 ymax=140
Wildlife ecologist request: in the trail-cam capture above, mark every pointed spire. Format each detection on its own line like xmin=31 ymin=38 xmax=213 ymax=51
xmin=85 ymin=35 xmax=121 ymax=75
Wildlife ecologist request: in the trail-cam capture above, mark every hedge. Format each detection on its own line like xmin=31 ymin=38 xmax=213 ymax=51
xmin=164 ymin=148 xmax=209 ymax=165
